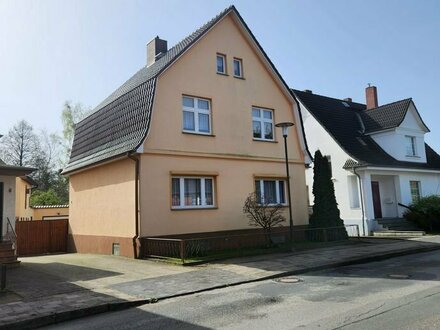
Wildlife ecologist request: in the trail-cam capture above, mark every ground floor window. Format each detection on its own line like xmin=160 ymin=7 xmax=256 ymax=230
xmin=409 ymin=180 xmax=421 ymax=203
xmin=255 ymin=179 xmax=286 ymax=205
xmin=172 ymin=177 xmax=214 ymax=208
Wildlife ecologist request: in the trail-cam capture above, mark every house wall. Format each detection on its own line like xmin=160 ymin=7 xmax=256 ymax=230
xmin=139 ymin=153 xmax=308 ymax=237
xmin=370 ymin=104 xmax=427 ymax=163
xmin=15 ymin=178 xmax=33 ymax=220
xmin=299 ymin=101 xmax=364 ymax=231
xmin=0 ymin=175 xmax=16 ymax=237
xmin=140 ymin=14 xmax=309 ymax=236
xmin=33 ymin=207 xmax=69 ymax=220
xmin=68 ymin=158 xmax=136 ymax=257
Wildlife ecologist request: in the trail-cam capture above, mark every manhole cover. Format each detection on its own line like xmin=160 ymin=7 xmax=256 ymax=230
xmin=388 ymin=274 xmax=411 ymax=279
xmin=275 ymin=276 xmax=301 ymax=283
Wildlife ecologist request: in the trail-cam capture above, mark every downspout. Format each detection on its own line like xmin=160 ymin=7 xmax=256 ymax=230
xmin=353 ymin=166 xmax=366 ymax=236
xmin=127 ymin=153 xmax=140 ymax=258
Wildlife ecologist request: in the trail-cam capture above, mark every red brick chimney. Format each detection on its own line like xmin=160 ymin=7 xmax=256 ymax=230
xmin=366 ymin=85 xmax=378 ymax=109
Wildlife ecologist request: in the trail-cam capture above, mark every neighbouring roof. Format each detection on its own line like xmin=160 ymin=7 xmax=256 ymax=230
xmin=0 ymin=158 xmax=35 ymax=176
xmin=292 ymin=89 xmax=440 ymax=170
xmin=20 ymin=175 xmax=38 ymax=187
xmin=64 ymin=6 xmax=236 ymax=174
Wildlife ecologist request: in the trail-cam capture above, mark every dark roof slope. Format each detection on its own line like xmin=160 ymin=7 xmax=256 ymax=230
xmin=64 ymin=6 xmax=235 ymax=174
xmin=362 ymin=98 xmax=412 ymax=133
xmin=292 ymin=89 xmax=440 ymax=170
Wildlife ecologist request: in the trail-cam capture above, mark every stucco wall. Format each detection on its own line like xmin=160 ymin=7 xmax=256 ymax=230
xmin=0 ymin=175 xmax=16 ymax=236
xmin=33 ymin=207 xmax=69 ymax=220
xmin=300 ymin=102 xmax=363 ymax=225
xmin=69 ymin=158 xmax=136 ymax=240
xmin=370 ymin=104 xmax=427 ymax=163
xmin=15 ymin=178 xmax=33 ymax=220
xmin=139 ymin=153 xmax=308 ymax=237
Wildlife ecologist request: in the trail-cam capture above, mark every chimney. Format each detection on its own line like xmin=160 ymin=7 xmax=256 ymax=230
xmin=365 ymin=85 xmax=378 ymax=109
xmin=343 ymin=97 xmax=352 ymax=102
xmin=303 ymin=89 xmax=313 ymax=93
xmin=147 ymin=36 xmax=168 ymax=67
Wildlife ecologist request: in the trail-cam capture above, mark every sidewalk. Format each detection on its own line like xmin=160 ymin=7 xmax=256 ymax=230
xmin=1 ymin=236 xmax=440 ymax=329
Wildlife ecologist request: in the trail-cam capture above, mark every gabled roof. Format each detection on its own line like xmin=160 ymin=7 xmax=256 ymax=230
xmin=0 ymin=162 xmax=35 ymax=176
xmin=64 ymin=6 xmax=310 ymax=174
xmin=293 ymin=89 xmax=440 ymax=170
xmin=362 ymin=98 xmax=429 ymax=133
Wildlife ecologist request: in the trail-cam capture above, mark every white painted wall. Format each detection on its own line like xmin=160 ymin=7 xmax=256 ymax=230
xmin=369 ymin=103 xmax=428 ymax=163
xmin=299 ymin=100 xmax=363 ymax=231
xmin=0 ymin=175 xmax=16 ymax=237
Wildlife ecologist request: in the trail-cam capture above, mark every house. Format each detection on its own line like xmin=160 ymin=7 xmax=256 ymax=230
xmin=0 ymin=150 xmax=34 ymax=264
xmin=294 ymin=86 xmax=440 ymax=235
xmin=15 ymin=176 xmax=69 ymax=221
xmin=63 ymin=6 xmax=311 ymax=257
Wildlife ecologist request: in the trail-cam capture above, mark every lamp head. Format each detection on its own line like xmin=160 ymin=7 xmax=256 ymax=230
xmin=275 ymin=122 xmax=294 ymax=137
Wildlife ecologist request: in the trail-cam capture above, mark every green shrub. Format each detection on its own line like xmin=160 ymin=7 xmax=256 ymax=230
xmin=403 ymin=195 xmax=440 ymax=232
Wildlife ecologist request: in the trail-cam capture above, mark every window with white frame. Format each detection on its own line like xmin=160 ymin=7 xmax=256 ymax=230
xmin=409 ymin=180 xmax=421 ymax=203
xmin=405 ymin=136 xmax=417 ymax=156
xmin=182 ymin=96 xmax=211 ymax=134
xmin=252 ymin=107 xmax=274 ymax=141
xmin=255 ymin=179 xmax=286 ymax=205
xmin=233 ymin=58 xmax=243 ymax=77
xmin=172 ymin=177 xmax=214 ymax=208
xmin=347 ymin=176 xmax=360 ymax=208
xmin=216 ymin=54 xmax=226 ymax=74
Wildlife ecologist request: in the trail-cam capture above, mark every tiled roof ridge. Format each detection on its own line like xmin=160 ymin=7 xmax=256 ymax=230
xmin=32 ymin=204 xmax=69 ymax=209
xmin=364 ymin=97 xmax=412 ymax=113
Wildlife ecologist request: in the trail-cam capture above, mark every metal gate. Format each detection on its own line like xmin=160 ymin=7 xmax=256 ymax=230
xmin=15 ymin=219 xmax=68 ymax=256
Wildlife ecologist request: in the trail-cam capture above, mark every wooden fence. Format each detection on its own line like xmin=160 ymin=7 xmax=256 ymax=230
xmin=15 ymin=219 xmax=68 ymax=256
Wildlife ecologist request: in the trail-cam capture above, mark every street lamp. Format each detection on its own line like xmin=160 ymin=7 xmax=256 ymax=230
xmin=275 ymin=122 xmax=294 ymax=244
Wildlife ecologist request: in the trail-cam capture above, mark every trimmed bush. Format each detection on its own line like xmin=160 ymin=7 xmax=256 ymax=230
xmin=403 ymin=195 xmax=440 ymax=232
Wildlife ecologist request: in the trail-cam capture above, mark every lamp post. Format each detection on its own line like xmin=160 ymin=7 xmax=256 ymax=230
xmin=275 ymin=122 xmax=294 ymax=244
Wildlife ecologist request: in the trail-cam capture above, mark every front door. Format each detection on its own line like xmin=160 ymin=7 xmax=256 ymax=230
xmin=371 ymin=181 xmax=382 ymax=219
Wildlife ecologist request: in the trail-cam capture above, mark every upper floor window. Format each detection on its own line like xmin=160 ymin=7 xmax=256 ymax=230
xmin=233 ymin=58 xmax=243 ymax=78
xmin=182 ymin=96 xmax=211 ymax=134
xmin=255 ymin=179 xmax=286 ymax=205
xmin=216 ymin=54 xmax=226 ymax=74
xmin=405 ymin=136 xmax=417 ymax=156
xmin=172 ymin=177 xmax=214 ymax=209
xmin=252 ymin=107 xmax=274 ymax=141
xmin=410 ymin=180 xmax=421 ymax=203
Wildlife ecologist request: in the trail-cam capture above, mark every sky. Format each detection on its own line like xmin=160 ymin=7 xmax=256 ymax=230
xmin=1 ymin=0 xmax=439 ymax=150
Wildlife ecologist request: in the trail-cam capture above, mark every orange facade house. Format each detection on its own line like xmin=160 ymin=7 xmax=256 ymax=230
xmin=63 ymin=6 xmax=311 ymax=258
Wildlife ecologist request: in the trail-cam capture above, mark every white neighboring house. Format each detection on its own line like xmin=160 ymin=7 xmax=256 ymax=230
xmin=293 ymin=86 xmax=440 ymax=235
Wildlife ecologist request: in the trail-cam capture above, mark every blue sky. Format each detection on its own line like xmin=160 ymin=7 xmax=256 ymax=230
xmin=1 ymin=0 xmax=439 ymax=150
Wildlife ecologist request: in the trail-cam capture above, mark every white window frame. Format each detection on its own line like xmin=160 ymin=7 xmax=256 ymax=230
xmin=172 ymin=176 xmax=215 ymax=209
xmin=233 ymin=58 xmax=243 ymax=78
xmin=182 ymin=96 xmax=212 ymax=135
xmin=255 ymin=179 xmax=287 ymax=205
xmin=216 ymin=54 xmax=226 ymax=74
xmin=405 ymin=135 xmax=417 ymax=156
xmin=252 ymin=107 xmax=274 ymax=141
xmin=409 ymin=180 xmax=421 ymax=203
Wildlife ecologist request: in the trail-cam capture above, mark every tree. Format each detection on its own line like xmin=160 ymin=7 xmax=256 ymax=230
xmin=243 ymin=192 xmax=286 ymax=246
xmin=309 ymin=150 xmax=347 ymax=240
xmin=61 ymin=101 xmax=90 ymax=165
xmin=0 ymin=120 xmax=39 ymax=166
xmin=30 ymin=189 xmax=63 ymax=206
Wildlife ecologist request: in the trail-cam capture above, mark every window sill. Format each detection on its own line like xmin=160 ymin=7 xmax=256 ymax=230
xmin=234 ymin=75 xmax=245 ymax=80
xmin=171 ymin=206 xmax=218 ymax=211
xmin=216 ymin=72 xmax=229 ymax=76
xmin=253 ymin=139 xmax=278 ymax=143
xmin=405 ymin=155 xmax=421 ymax=159
xmin=182 ymin=131 xmax=215 ymax=137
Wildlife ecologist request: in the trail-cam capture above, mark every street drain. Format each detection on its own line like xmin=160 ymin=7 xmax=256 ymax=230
xmin=274 ymin=276 xmax=301 ymax=283
xmin=388 ymin=274 xmax=411 ymax=279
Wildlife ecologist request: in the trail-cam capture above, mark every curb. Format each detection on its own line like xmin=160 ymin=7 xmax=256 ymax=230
xmin=2 ymin=243 xmax=440 ymax=329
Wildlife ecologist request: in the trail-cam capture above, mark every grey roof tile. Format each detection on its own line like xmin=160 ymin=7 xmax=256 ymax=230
xmin=362 ymin=98 xmax=412 ymax=133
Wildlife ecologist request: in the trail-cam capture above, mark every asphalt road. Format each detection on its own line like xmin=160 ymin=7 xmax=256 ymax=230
xmin=45 ymin=250 xmax=440 ymax=329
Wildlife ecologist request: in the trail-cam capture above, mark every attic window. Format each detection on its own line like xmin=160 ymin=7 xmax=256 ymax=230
xmin=341 ymin=101 xmax=350 ymax=107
